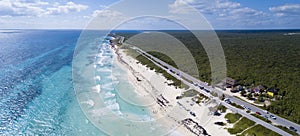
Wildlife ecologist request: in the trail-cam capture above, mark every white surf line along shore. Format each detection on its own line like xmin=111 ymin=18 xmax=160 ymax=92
xmin=111 ymin=45 xmax=233 ymax=136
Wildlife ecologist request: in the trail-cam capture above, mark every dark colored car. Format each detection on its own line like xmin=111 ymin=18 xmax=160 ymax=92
xmin=270 ymin=115 xmax=276 ymax=120
xmin=289 ymin=126 xmax=297 ymax=132
xmin=256 ymin=112 xmax=261 ymax=115
xmin=190 ymin=111 xmax=196 ymax=117
xmin=225 ymin=99 xmax=231 ymax=104
xmin=204 ymin=88 xmax=210 ymax=93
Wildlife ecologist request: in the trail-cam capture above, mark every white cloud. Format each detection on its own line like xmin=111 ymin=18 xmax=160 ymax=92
xmin=0 ymin=0 xmax=14 ymax=16
xmin=169 ymin=0 xmax=265 ymax=18
xmin=45 ymin=2 xmax=88 ymax=15
xmin=169 ymin=0 xmax=195 ymax=14
xmin=168 ymin=0 xmax=271 ymax=29
xmin=169 ymin=0 xmax=242 ymax=14
xmin=230 ymin=7 xmax=264 ymax=17
xmin=92 ymin=10 xmax=122 ymax=18
xmin=269 ymin=4 xmax=300 ymax=17
xmin=215 ymin=0 xmax=240 ymax=9
xmin=0 ymin=1 xmax=88 ymax=17
xmin=0 ymin=0 xmax=49 ymax=16
xmin=13 ymin=1 xmax=46 ymax=16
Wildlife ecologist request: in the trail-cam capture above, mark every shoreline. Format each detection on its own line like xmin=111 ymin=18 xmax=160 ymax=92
xmin=110 ymin=45 xmax=233 ymax=136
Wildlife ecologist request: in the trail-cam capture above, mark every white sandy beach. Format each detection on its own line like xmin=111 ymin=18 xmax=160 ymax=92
xmin=111 ymin=46 xmax=234 ymax=136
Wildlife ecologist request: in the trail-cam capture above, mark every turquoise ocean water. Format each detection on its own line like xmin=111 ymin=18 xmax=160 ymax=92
xmin=0 ymin=30 xmax=108 ymax=135
xmin=0 ymin=30 xmax=169 ymax=136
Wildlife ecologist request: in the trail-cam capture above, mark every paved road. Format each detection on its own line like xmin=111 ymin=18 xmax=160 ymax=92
xmin=131 ymin=46 xmax=298 ymax=136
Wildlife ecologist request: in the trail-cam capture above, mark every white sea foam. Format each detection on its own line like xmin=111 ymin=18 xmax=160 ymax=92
xmin=97 ymin=68 xmax=112 ymax=72
xmin=104 ymin=99 xmax=121 ymax=112
xmin=108 ymin=103 xmax=120 ymax=111
xmin=141 ymin=115 xmax=154 ymax=121
xmin=92 ymin=85 xmax=101 ymax=93
xmin=101 ymin=82 xmax=117 ymax=91
xmin=90 ymin=108 xmax=109 ymax=117
xmin=104 ymin=92 xmax=116 ymax=99
xmin=104 ymin=98 xmax=116 ymax=105
xmin=94 ymin=76 xmax=101 ymax=81
xmin=96 ymin=52 xmax=103 ymax=58
xmin=81 ymin=99 xmax=95 ymax=107
xmin=106 ymin=75 xmax=118 ymax=81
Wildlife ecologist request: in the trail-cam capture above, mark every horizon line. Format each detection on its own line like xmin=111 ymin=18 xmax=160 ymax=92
xmin=1 ymin=28 xmax=300 ymax=31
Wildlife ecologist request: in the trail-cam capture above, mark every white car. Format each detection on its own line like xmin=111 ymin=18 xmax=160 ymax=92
xmin=263 ymin=110 xmax=269 ymax=114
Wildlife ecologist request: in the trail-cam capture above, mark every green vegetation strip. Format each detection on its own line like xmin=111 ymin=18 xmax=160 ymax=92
xmin=228 ymin=117 xmax=256 ymax=134
xmin=135 ymin=54 xmax=183 ymax=88
xmin=225 ymin=113 xmax=242 ymax=124
xmin=230 ymin=102 xmax=244 ymax=110
xmin=217 ymin=105 xmax=227 ymax=113
xmin=251 ymin=113 xmax=272 ymax=123
xmin=239 ymin=124 xmax=281 ymax=136
xmin=181 ymin=89 xmax=198 ymax=97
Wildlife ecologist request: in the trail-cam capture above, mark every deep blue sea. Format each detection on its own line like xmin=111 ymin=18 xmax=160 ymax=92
xmin=0 ymin=30 xmax=106 ymax=135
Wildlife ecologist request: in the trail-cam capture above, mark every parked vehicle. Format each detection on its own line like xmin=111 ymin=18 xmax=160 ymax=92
xmin=224 ymin=98 xmax=231 ymax=104
xmin=190 ymin=111 xmax=196 ymax=117
xmin=241 ymin=105 xmax=246 ymax=109
xmin=204 ymin=88 xmax=210 ymax=93
xmin=289 ymin=126 xmax=297 ymax=132
xmin=263 ymin=110 xmax=269 ymax=114
xmin=270 ymin=115 xmax=276 ymax=120
xmin=256 ymin=112 xmax=261 ymax=115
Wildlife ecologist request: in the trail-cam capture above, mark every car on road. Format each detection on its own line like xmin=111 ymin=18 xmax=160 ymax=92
xmin=263 ymin=110 xmax=269 ymax=114
xmin=225 ymin=100 xmax=231 ymax=104
xmin=199 ymin=86 xmax=204 ymax=89
xmin=289 ymin=126 xmax=297 ymax=132
xmin=204 ymin=88 xmax=210 ymax=93
xmin=190 ymin=111 xmax=196 ymax=117
xmin=224 ymin=98 xmax=231 ymax=104
xmin=270 ymin=115 xmax=276 ymax=120
xmin=247 ymin=107 xmax=251 ymax=111
xmin=264 ymin=115 xmax=268 ymax=119
xmin=256 ymin=112 xmax=261 ymax=115
xmin=241 ymin=105 xmax=246 ymax=109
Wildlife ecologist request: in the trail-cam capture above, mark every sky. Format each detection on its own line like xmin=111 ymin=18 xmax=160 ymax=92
xmin=0 ymin=0 xmax=299 ymax=30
